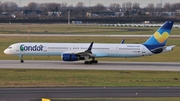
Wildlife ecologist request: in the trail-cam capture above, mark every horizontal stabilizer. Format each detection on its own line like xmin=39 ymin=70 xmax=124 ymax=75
xmin=150 ymin=45 xmax=175 ymax=54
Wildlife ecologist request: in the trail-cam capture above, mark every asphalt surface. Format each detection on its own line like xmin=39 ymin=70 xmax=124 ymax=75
xmin=1 ymin=60 xmax=180 ymax=101
xmin=1 ymin=60 xmax=180 ymax=71
xmin=1 ymin=87 xmax=180 ymax=100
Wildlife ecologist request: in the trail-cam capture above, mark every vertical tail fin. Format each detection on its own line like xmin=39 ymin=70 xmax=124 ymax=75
xmin=143 ymin=21 xmax=174 ymax=47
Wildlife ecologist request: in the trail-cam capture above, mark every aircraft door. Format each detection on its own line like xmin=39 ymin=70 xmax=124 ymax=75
xmin=116 ymin=47 xmax=119 ymax=52
xmin=142 ymin=46 xmax=146 ymax=53
xmin=16 ymin=45 xmax=20 ymax=52
xmin=43 ymin=45 xmax=47 ymax=52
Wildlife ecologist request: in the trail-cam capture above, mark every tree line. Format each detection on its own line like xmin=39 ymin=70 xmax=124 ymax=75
xmin=0 ymin=1 xmax=180 ymax=19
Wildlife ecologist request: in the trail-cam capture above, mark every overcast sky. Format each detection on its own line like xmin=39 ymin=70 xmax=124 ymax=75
xmin=1 ymin=0 xmax=180 ymax=7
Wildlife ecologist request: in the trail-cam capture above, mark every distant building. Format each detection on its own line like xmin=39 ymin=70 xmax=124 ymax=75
xmin=176 ymin=10 xmax=180 ymax=16
xmin=86 ymin=12 xmax=91 ymax=17
xmin=22 ymin=10 xmax=42 ymax=15
xmin=145 ymin=11 xmax=176 ymax=17
xmin=0 ymin=12 xmax=16 ymax=19
xmin=115 ymin=12 xmax=124 ymax=17
xmin=89 ymin=12 xmax=124 ymax=17
xmin=144 ymin=21 xmax=150 ymax=24
xmin=163 ymin=12 xmax=176 ymax=17
xmin=92 ymin=12 xmax=116 ymax=17
xmin=72 ymin=21 xmax=82 ymax=24
xmin=48 ymin=11 xmax=61 ymax=17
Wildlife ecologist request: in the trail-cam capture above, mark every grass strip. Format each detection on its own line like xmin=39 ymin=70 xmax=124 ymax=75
xmin=0 ymin=69 xmax=180 ymax=87
xmin=0 ymin=23 xmax=179 ymax=35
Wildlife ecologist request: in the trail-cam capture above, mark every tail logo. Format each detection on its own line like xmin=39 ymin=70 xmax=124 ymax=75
xmin=154 ymin=31 xmax=169 ymax=43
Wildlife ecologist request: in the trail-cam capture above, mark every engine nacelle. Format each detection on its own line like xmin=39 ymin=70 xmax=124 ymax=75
xmin=62 ymin=53 xmax=79 ymax=61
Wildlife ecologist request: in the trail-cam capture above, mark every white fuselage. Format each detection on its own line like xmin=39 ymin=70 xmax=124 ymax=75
xmin=4 ymin=42 xmax=153 ymax=58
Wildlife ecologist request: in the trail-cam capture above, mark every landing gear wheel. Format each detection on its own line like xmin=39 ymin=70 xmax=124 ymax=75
xmin=20 ymin=60 xmax=24 ymax=63
xmin=84 ymin=61 xmax=88 ymax=64
xmin=91 ymin=60 xmax=98 ymax=64
xmin=91 ymin=57 xmax=98 ymax=64
xmin=94 ymin=60 xmax=98 ymax=64
xmin=19 ymin=55 xmax=24 ymax=63
xmin=84 ymin=61 xmax=92 ymax=64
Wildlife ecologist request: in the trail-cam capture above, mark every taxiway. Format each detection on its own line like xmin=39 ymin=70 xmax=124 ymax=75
xmin=1 ymin=87 xmax=180 ymax=100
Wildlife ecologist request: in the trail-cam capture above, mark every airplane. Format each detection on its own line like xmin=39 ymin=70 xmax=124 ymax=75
xmin=4 ymin=21 xmax=175 ymax=64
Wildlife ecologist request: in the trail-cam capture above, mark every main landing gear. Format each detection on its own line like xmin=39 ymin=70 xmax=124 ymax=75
xmin=84 ymin=60 xmax=98 ymax=64
xmin=20 ymin=60 xmax=24 ymax=63
xmin=20 ymin=55 xmax=24 ymax=63
xmin=84 ymin=57 xmax=98 ymax=64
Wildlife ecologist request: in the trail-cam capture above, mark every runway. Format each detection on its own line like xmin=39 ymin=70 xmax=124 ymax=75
xmin=1 ymin=61 xmax=180 ymax=101
xmin=0 ymin=60 xmax=180 ymax=71
xmin=1 ymin=87 xmax=180 ymax=100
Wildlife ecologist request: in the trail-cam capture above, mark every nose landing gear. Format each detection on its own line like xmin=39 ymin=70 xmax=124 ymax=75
xmin=19 ymin=55 xmax=24 ymax=63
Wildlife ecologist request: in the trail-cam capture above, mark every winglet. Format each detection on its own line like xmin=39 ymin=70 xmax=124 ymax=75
xmin=87 ymin=42 xmax=94 ymax=51
xmin=121 ymin=39 xmax=125 ymax=44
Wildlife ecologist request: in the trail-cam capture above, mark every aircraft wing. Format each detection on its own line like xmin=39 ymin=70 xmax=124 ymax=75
xmin=75 ymin=51 xmax=95 ymax=57
xmin=75 ymin=42 xmax=95 ymax=57
xmin=62 ymin=42 xmax=95 ymax=57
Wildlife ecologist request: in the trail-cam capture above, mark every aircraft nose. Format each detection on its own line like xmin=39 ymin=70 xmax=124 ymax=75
xmin=4 ymin=49 xmax=9 ymax=54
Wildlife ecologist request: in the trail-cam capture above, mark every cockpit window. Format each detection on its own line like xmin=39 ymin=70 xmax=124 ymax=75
xmin=8 ymin=47 xmax=12 ymax=49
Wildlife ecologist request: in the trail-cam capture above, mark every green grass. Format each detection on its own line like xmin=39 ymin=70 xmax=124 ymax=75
xmin=0 ymin=36 xmax=180 ymax=62
xmin=0 ymin=23 xmax=180 ymax=34
xmin=0 ymin=69 xmax=180 ymax=87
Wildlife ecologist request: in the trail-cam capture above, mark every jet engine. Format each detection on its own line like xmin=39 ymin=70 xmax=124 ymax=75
xmin=62 ymin=53 xmax=80 ymax=61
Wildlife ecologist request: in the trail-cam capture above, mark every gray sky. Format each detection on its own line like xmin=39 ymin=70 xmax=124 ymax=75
xmin=1 ymin=0 xmax=180 ymax=7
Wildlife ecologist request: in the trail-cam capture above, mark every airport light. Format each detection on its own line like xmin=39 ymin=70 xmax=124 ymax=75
xmin=67 ymin=9 xmax=72 ymax=24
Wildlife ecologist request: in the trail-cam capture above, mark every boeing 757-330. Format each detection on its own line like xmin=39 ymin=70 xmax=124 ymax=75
xmin=4 ymin=21 xmax=175 ymax=64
